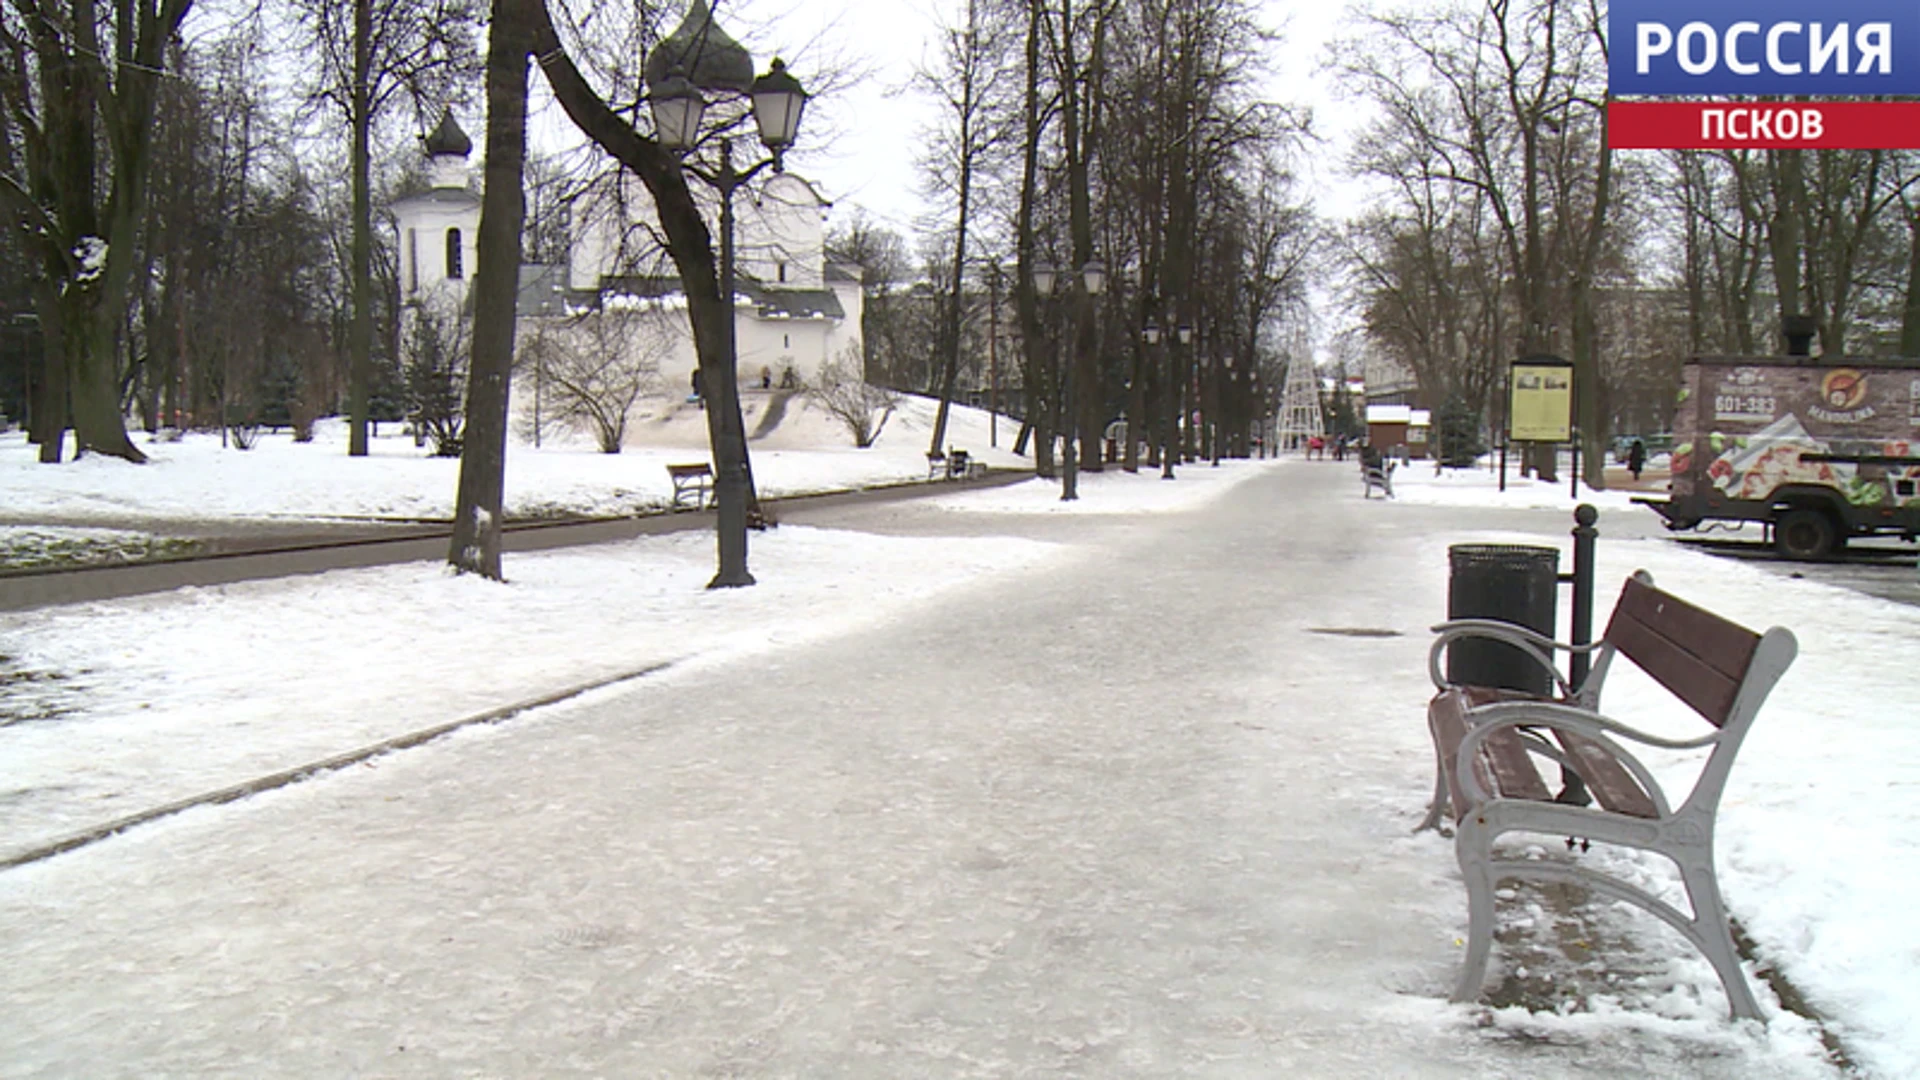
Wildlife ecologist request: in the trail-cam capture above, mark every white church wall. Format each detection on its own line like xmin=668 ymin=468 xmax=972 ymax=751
xmin=736 ymin=173 xmax=825 ymax=289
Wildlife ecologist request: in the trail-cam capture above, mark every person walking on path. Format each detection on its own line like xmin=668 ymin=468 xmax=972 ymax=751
xmin=1628 ymin=438 xmax=1647 ymax=482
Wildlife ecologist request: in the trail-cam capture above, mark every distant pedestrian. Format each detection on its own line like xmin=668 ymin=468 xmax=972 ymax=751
xmin=780 ymin=364 xmax=798 ymax=389
xmin=760 ymin=365 xmax=772 ymax=390
xmin=1628 ymin=438 xmax=1647 ymax=481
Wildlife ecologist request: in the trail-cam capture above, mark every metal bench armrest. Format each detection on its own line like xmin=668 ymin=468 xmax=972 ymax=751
xmin=1426 ymin=619 xmax=1602 ymax=697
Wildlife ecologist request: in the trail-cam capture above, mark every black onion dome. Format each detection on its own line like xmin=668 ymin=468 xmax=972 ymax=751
xmin=644 ymin=0 xmax=754 ymax=93
xmin=424 ymin=110 xmax=472 ymax=157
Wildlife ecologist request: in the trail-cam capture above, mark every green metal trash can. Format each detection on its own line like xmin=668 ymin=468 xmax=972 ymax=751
xmin=1446 ymin=544 xmax=1560 ymax=695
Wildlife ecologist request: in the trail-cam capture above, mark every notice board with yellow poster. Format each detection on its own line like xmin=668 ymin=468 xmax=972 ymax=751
xmin=1509 ymin=357 xmax=1574 ymax=442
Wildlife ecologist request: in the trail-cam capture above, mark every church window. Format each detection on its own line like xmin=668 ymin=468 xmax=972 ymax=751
xmin=408 ymin=229 xmax=419 ymax=293
xmin=784 ymin=334 xmax=790 ymax=349
xmin=777 ymin=262 xmax=787 ymax=283
xmin=446 ymin=228 xmax=464 ymax=280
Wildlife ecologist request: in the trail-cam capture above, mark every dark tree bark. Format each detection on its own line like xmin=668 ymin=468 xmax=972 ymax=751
xmin=348 ymin=0 xmax=373 ymax=456
xmin=526 ymin=1 xmax=755 ymax=587
xmin=1015 ymin=0 xmax=1054 ymax=479
xmin=1902 ymin=204 xmax=1920 ymax=356
xmin=0 ymin=0 xmax=196 ymax=463
xmin=923 ymin=0 xmax=994 ymax=459
xmin=447 ymin=0 xmax=532 ymax=579
xmin=291 ymin=0 xmax=478 ymax=457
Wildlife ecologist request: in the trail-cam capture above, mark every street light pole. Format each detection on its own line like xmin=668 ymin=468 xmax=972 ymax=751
xmin=1214 ymin=353 xmax=1232 ymax=466
xmin=649 ymin=45 xmax=807 ymax=589
xmin=988 ymin=262 xmax=999 ymax=449
xmin=1167 ymin=319 xmax=1182 ymax=463
xmin=1033 ymin=259 xmax=1104 ymax=501
xmin=1145 ymin=322 xmax=1175 ymax=480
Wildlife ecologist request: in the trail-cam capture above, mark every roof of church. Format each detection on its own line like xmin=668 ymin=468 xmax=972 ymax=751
xmin=557 ymin=273 xmax=847 ymax=321
xmin=737 ymin=280 xmax=845 ymax=320
xmin=644 ymin=0 xmax=754 ymax=93
xmin=424 ymin=111 xmax=472 ymax=157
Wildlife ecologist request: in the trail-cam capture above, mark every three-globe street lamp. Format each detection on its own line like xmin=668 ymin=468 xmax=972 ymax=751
xmin=1031 ymin=259 xmax=1106 ymax=501
xmin=647 ymin=23 xmax=807 ymax=588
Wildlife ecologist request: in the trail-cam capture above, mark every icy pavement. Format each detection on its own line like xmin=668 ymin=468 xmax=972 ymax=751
xmin=0 ymin=463 xmax=1875 ymax=1077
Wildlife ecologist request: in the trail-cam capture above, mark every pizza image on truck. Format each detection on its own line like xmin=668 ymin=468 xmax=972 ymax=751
xmin=1637 ymin=355 xmax=1920 ymax=559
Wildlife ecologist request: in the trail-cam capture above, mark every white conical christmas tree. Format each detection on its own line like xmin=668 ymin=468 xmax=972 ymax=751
xmin=1276 ymin=345 xmax=1325 ymax=453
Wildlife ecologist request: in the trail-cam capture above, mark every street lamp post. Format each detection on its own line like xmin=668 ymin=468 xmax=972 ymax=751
xmin=650 ymin=45 xmax=807 ymax=588
xmin=1214 ymin=353 xmax=1233 ymax=466
xmin=1144 ymin=323 xmax=1175 ymax=480
xmin=1032 ymin=259 xmax=1105 ymax=501
xmin=1167 ymin=322 xmax=1182 ymax=466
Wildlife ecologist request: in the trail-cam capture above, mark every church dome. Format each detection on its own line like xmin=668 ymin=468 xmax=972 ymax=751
xmin=424 ymin=111 xmax=472 ymax=157
xmin=644 ymin=0 xmax=754 ymax=93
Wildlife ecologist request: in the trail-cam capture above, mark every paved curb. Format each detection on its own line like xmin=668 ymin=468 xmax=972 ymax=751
xmin=0 ymin=469 xmax=1033 ymax=611
xmin=0 ymin=659 xmax=678 ymax=872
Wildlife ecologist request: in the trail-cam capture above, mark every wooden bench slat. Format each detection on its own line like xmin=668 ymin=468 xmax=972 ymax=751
xmin=1606 ymin=611 xmax=1750 ymax=727
xmin=1613 ymin=577 xmax=1760 ymax=681
xmin=1607 ymin=578 xmax=1758 ymax=726
xmin=1555 ymin=731 xmax=1658 ymax=818
xmin=1429 ymin=690 xmax=1553 ymax=823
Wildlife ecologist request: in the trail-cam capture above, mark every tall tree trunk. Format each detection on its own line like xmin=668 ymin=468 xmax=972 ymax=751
xmin=348 ymin=0 xmax=373 ymax=456
xmin=447 ymin=0 xmax=530 ymax=580
xmin=928 ymin=0 xmax=980 ymax=462
xmin=1016 ymin=0 xmax=1053 ymax=479
xmin=527 ymin=2 xmax=753 ymax=586
xmin=1769 ymin=149 xmax=1807 ymax=342
xmin=1901 ymin=206 xmax=1920 ymax=356
xmin=29 ymin=282 xmax=67 ymax=461
xmin=1570 ymin=84 xmax=1614 ymax=489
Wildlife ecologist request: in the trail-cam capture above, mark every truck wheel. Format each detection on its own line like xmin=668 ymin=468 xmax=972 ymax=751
xmin=1775 ymin=508 xmax=1838 ymax=560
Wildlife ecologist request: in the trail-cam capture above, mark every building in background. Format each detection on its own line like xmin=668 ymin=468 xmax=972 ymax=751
xmin=388 ymin=111 xmax=865 ymax=405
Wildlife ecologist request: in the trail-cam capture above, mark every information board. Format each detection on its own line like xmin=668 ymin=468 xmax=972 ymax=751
xmin=1510 ymin=359 xmax=1574 ymax=442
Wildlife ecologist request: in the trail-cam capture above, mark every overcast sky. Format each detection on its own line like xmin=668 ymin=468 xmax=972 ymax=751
xmin=692 ymin=0 xmax=1370 ymax=237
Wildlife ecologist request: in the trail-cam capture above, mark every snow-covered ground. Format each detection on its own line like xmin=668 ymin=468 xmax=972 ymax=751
xmin=1 ymin=418 xmax=1916 ymax=1077
xmin=0 ymin=391 xmax=1032 ymax=526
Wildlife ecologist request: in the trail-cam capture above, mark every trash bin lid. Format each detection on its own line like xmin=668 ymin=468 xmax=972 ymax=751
xmin=1448 ymin=543 xmax=1559 ymax=569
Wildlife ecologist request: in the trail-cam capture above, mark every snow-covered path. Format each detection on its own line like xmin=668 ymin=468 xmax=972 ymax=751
xmin=0 ymin=465 xmax=1842 ymax=1077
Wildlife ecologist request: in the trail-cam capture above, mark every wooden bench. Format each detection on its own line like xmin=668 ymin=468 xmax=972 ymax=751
xmin=666 ymin=462 xmax=713 ymax=510
xmin=927 ymin=448 xmax=986 ymax=481
xmin=1363 ymin=457 xmax=1395 ymax=499
xmin=1421 ymin=571 xmax=1797 ymax=1020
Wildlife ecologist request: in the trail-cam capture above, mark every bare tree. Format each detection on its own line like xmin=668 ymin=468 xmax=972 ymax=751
xmin=520 ymin=305 xmax=669 ymax=452
xmin=0 ymin=0 xmax=197 ymax=463
xmin=447 ymin=0 xmax=533 ymax=579
xmin=918 ymin=0 xmax=1011 ymax=458
xmin=527 ymin=0 xmax=770 ymax=588
xmin=292 ymin=0 xmax=480 ymax=457
xmin=809 ymin=345 xmax=898 ymax=448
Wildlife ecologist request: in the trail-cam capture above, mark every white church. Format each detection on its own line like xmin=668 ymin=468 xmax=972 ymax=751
xmin=388 ymin=105 xmax=866 ymax=412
